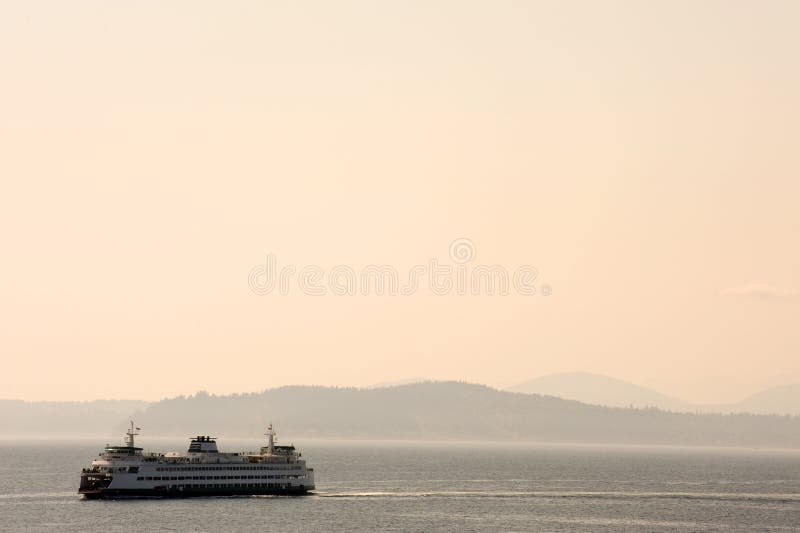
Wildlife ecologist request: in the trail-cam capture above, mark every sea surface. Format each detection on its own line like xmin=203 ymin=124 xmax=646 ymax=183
xmin=0 ymin=438 xmax=798 ymax=532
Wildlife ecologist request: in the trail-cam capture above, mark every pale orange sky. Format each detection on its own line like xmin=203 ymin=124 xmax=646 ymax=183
xmin=1 ymin=1 xmax=799 ymax=403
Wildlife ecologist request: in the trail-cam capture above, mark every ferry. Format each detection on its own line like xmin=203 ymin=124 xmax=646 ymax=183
xmin=79 ymin=422 xmax=315 ymax=498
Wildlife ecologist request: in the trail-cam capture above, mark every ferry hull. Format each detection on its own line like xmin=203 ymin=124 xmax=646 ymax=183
xmin=80 ymin=485 xmax=314 ymax=499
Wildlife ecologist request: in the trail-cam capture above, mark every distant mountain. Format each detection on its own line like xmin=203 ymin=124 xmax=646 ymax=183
xmin=0 ymin=399 xmax=150 ymax=437
xmin=508 ymin=372 xmax=691 ymax=411
xmin=3 ymin=382 xmax=799 ymax=446
xmin=730 ymin=384 xmax=800 ymax=415
xmin=508 ymin=373 xmax=800 ymax=416
xmin=122 ymin=382 xmax=800 ymax=447
xmin=369 ymin=378 xmax=425 ymax=388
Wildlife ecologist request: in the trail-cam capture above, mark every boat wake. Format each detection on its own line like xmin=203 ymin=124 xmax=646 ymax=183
xmin=315 ymin=489 xmax=800 ymax=503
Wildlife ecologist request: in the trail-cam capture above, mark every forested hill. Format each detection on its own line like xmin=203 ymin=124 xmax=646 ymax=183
xmin=126 ymin=382 xmax=800 ymax=447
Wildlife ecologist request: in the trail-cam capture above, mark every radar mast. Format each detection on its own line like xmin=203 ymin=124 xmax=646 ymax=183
xmin=266 ymin=423 xmax=276 ymax=454
xmin=125 ymin=420 xmax=140 ymax=448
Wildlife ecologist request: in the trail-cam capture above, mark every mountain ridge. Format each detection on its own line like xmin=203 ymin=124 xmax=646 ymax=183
xmin=508 ymin=372 xmax=691 ymax=411
xmin=3 ymin=381 xmax=799 ymax=446
xmin=508 ymin=373 xmax=800 ymax=415
xmin=113 ymin=381 xmax=800 ymax=447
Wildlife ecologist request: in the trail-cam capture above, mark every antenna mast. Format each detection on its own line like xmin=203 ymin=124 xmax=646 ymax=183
xmin=266 ymin=423 xmax=276 ymax=454
xmin=125 ymin=420 xmax=140 ymax=448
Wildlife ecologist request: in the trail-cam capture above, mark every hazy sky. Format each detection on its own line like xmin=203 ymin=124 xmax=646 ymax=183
xmin=2 ymin=1 xmax=798 ymax=403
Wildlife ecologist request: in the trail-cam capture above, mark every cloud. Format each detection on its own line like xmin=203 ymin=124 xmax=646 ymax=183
xmin=719 ymin=283 xmax=799 ymax=299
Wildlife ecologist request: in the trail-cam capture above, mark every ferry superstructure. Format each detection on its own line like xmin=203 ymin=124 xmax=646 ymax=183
xmin=79 ymin=423 xmax=314 ymax=498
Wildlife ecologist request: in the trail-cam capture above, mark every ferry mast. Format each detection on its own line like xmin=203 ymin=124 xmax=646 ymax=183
xmin=125 ymin=421 xmax=140 ymax=448
xmin=266 ymin=423 xmax=276 ymax=454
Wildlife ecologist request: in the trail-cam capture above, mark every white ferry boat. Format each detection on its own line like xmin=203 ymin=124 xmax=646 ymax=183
xmin=79 ymin=423 xmax=314 ymax=498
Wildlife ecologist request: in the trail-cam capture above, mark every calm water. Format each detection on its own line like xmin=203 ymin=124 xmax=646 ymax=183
xmin=0 ymin=439 xmax=798 ymax=532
